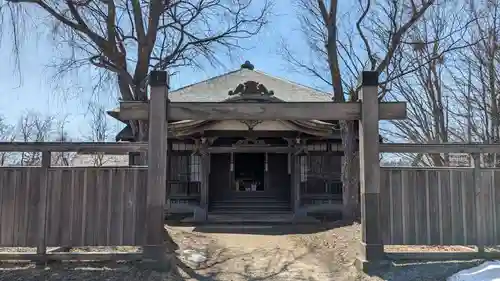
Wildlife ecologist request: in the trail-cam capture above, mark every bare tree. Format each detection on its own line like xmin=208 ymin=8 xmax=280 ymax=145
xmin=0 ymin=116 xmax=16 ymax=166
xmin=281 ymin=0 xmax=473 ymax=219
xmin=381 ymin=1 xmax=477 ymax=166
xmin=85 ymin=102 xmax=113 ymax=167
xmin=445 ymin=0 xmax=500 ymax=167
xmin=2 ymin=0 xmax=272 ymax=145
xmin=15 ymin=111 xmax=54 ymax=166
xmin=52 ymin=116 xmax=76 ymax=166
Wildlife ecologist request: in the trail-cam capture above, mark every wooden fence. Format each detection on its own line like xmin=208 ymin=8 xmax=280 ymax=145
xmin=0 ymin=142 xmax=152 ymax=262
xmin=380 ymin=168 xmax=499 ymax=246
xmin=0 ymin=167 xmax=148 ymax=247
xmin=378 ymin=144 xmax=500 ymax=261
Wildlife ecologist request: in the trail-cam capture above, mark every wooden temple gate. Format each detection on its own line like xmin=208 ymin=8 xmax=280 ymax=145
xmin=118 ymin=70 xmax=408 ymax=269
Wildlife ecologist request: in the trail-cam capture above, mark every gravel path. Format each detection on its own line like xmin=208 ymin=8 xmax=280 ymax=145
xmin=0 ymin=222 xmax=483 ymax=281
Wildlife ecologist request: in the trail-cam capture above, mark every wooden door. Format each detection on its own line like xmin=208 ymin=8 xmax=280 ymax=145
xmin=209 ymin=153 xmax=231 ymax=201
xmin=267 ymin=153 xmax=290 ymax=201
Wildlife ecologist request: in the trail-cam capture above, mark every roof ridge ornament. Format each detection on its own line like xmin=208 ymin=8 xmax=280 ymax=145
xmin=228 ymin=81 xmax=275 ymax=96
xmin=241 ymin=60 xmax=254 ymax=70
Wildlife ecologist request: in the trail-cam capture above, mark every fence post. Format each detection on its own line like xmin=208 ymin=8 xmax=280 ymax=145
xmin=355 ymin=71 xmax=385 ymax=271
xmin=143 ymin=70 xmax=169 ymax=264
xmin=472 ymin=153 xmax=485 ymax=253
xmin=37 ymin=151 xmax=50 ymax=259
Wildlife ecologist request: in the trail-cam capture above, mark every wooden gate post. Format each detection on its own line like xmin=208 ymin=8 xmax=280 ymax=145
xmin=143 ymin=70 xmax=169 ymax=263
xmin=355 ymin=71 xmax=385 ymax=271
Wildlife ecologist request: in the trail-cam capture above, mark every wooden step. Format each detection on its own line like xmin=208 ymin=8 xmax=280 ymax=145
xmin=209 ymin=206 xmax=291 ymax=211
xmin=209 ymin=207 xmax=291 ymax=213
xmin=210 ymin=202 xmax=289 ymax=207
xmin=212 ymin=197 xmax=289 ymax=202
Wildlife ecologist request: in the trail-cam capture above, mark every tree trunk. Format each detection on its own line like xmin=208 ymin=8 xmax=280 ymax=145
xmin=341 ymin=120 xmax=359 ymax=220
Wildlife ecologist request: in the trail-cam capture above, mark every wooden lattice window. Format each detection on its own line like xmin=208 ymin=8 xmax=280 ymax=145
xmin=300 ymin=154 xmax=342 ymax=195
xmin=189 ymin=154 xmax=201 ymax=182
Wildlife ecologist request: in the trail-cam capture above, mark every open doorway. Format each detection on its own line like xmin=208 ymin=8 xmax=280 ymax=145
xmin=234 ymin=153 xmax=265 ymax=192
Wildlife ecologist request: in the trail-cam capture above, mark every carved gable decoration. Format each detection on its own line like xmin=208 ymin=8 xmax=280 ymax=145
xmin=234 ymin=138 xmax=267 ymax=146
xmin=228 ymin=81 xmax=274 ymax=97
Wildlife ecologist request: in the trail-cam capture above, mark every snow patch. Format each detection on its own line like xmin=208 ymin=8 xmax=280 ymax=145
xmin=447 ymin=261 xmax=500 ymax=281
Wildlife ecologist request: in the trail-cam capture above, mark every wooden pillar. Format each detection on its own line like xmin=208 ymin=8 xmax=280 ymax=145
xmin=355 ymin=71 xmax=385 ymax=271
xmin=292 ymin=153 xmax=301 ymax=214
xmin=165 ymin=142 xmax=172 ymax=210
xmin=264 ymin=152 xmax=269 ymax=191
xmin=37 ymin=151 xmax=51 ymax=257
xmin=230 ymin=152 xmax=235 ymax=191
xmin=199 ymin=147 xmax=210 ymax=218
xmin=144 ymin=70 xmax=169 ymax=262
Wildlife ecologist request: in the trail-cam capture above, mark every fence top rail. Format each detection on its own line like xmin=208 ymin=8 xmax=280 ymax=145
xmin=0 ymin=142 xmax=148 ymax=153
xmin=381 ymin=166 xmax=473 ymax=170
xmin=0 ymin=166 xmax=149 ymax=169
xmin=380 ymin=143 xmax=500 ymax=154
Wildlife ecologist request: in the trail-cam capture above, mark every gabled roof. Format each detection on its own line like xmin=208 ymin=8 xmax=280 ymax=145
xmin=109 ymin=62 xmax=339 ymax=141
xmin=168 ymin=66 xmax=331 ymax=102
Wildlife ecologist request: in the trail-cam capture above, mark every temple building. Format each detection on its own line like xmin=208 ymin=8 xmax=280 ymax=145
xmin=108 ymin=61 xmax=351 ymax=222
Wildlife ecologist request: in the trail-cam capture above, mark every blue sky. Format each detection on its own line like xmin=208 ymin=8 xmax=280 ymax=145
xmin=0 ymin=1 xmax=345 ymax=139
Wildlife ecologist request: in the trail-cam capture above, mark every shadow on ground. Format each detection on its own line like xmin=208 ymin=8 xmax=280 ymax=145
xmin=192 ymin=220 xmax=353 ymax=235
xmin=0 ymin=255 xmax=486 ymax=281
xmin=0 ymin=250 xmax=311 ymax=281
xmin=0 ymin=261 xmax=176 ymax=281
xmin=366 ymin=260 xmax=484 ymax=281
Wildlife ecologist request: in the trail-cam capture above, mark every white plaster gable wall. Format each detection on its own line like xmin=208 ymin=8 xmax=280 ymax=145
xmin=168 ymin=68 xmax=331 ymax=102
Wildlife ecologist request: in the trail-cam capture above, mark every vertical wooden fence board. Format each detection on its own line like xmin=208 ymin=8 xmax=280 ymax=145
xmin=0 ymin=169 xmax=15 ymax=246
xmin=427 ymin=170 xmax=441 ymax=244
xmin=109 ymin=168 xmax=125 ymax=245
xmin=453 ymin=171 xmax=466 ymax=244
xmin=27 ymin=168 xmax=41 ymax=246
xmin=47 ymin=169 xmax=63 ymax=246
xmin=495 ymin=170 xmax=500 ymax=245
xmin=399 ymin=170 xmax=409 ymax=244
xmin=482 ymin=170 xmax=495 ymax=245
xmin=105 ymin=169 xmax=114 ymax=245
xmin=479 ymin=170 xmax=488 ymax=245
xmin=0 ymin=169 xmax=4 ymax=245
xmin=415 ymin=170 xmax=428 ymax=244
xmin=71 ymin=169 xmax=85 ymax=246
xmin=439 ymin=170 xmax=453 ymax=244
xmin=379 ymin=169 xmax=390 ymax=243
xmin=463 ymin=170 xmax=476 ymax=245
xmin=389 ymin=169 xmax=403 ymax=244
xmin=479 ymin=170 xmax=490 ymax=245
xmin=406 ymin=170 xmax=418 ymax=244
xmin=84 ymin=168 xmax=98 ymax=245
xmin=122 ymin=168 xmax=138 ymax=245
xmin=490 ymin=171 xmax=498 ymax=245
xmin=489 ymin=170 xmax=497 ymax=245
xmin=96 ymin=169 xmax=110 ymax=245
xmin=58 ymin=169 xmax=73 ymax=246
xmin=134 ymin=169 xmax=148 ymax=245
xmin=14 ymin=169 xmax=26 ymax=246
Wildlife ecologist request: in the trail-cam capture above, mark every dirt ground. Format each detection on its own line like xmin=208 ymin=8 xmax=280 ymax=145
xmin=0 ymin=222 xmax=483 ymax=281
